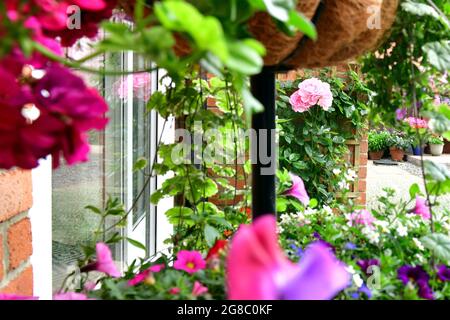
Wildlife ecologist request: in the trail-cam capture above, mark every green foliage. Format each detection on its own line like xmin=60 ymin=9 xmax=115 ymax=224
xmin=428 ymin=135 xmax=444 ymax=144
xmin=277 ymin=69 xmax=369 ymax=205
xmin=421 ymin=233 xmax=450 ymax=263
xmin=368 ymin=131 xmax=390 ymax=152
xmin=386 ymin=131 xmax=412 ymax=150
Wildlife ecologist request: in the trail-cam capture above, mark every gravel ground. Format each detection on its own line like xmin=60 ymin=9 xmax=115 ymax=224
xmin=367 ymin=160 xmax=450 ymax=213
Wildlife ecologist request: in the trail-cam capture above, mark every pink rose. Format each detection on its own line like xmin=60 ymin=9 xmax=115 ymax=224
xmin=289 ymin=78 xmax=333 ymax=113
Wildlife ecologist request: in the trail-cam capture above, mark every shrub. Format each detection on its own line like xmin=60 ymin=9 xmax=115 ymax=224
xmin=368 ymin=131 xmax=389 ymax=152
xmin=387 ymin=132 xmax=411 ymax=151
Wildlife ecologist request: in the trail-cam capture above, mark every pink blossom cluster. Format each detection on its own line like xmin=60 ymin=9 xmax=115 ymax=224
xmin=289 ymin=78 xmax=333 ymax=113
xmin=404 ymin=117 xmax=428 ymax=129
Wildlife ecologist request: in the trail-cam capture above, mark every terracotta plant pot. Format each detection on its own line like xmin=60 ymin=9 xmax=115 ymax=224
xmin=369 ymin=150 xmax=384 ymax=160
xmin=430 ymin=144 xmax=444 ymax=156
xmin=389 ymin=147 xmax=404 ymax=162
xmin=117 ymin=0 xmax=399 ymax=69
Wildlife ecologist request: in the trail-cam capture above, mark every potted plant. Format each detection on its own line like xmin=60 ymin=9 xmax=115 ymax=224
xmin=368 ymin=131 xmax=388 ymax=160
xmin=428 ymin=136 xmax=445 ymax=156
xmin=387 ymin=133 xmax=410 ymax=161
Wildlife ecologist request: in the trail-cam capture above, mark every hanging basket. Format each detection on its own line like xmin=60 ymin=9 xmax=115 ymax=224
xmin=117 ymin=0 xmax=399 ymax=70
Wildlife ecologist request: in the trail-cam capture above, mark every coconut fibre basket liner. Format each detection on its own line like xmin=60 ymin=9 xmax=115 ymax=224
xmin=117 ymin=0 xmax=399 ymax=70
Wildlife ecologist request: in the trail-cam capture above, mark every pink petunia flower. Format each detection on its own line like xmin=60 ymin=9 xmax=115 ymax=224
xmin=173 ymin=250 xmax=206 ymax=274
xmin=169 ymin=287 xmax=180 ymax=295
xmin=227 ymin=215 xmax=350 ymax=300
xmin=283 ymin=173 xmax=310 ymax=206
xmin=404 ymin=117 xmax=428 ymax=129
xmin=0 ymin=293 xmax=37 ymax=300
xmin=93 ymin=242 xmax=121 ymax=278
xmin=290 ymin=78 xmax=333 ymax=113
xmin=192 ymin=281 xmax=208 ymax=297
xmin=53 ymin=292 xmax=92 ymax=300
xmin=128 ymin=264 xmax=165 ymax=286
xmin=413 ymin=196 xmax=431 ymax=220
xmin=348 ymin=209 xmax=376 ymax=227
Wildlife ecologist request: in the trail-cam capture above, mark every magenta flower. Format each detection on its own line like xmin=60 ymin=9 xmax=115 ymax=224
xmin=348 ymin=209 xmax=376 ymax=227
xmin=116 ymin=73 xmax=152 ymax=101
xmin=192 ymin=281 xmax=208 ymax=297
xmin=93 ymin=242 xmax=121 ymax=278
xmin=169 ymin=287 xmax=180 ymax=295
xmin=357 ymin=259 xmax=380 ymax=275
xmin=283 ymin=173 xmax=310 ymax=206
xmin=53 ymin=292 xmax=92 ymax=300
xmin=437 ymin=265 xmax=450 ymax=282
xmin=398 ymin=265 xmax=434 ymax=300
xmin=227 ymin=215 xmax=350 ymax=300
xmin=290 ymin=78 xmax=333 ymax=113
xmin=395 ymin=108 xmax=407 ymax=121
xmin=413 ymin=196 xmax=431 ymax=220
xmin=0 ymin=293 xmax=37 ymax=300
xmin=173 ymin=250 xmax=206 ymax=274
xmin=128 ymin=264 xmax=165 ymax=286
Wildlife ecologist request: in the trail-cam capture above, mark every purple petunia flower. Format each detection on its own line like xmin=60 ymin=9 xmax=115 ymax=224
xmin=398 ymin=265 xmax=434 ymax=300
xmin=357 ymin=259 xmax=380 ymax=275
xmin=289 ymin=243 xmax=304 ymax=258
xmin=395 ymin=108 xmax=407 ymax=121
xmin=437 ymin=265 xmax=450 ymax=282
xmin=344 ymin=242 xmax=357 ymax=250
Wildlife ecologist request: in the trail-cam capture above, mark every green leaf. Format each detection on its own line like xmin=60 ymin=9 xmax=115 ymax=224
xmin=409 ymin=183 xmax=421 ymax=199
xmin=165 ymin=207 xmax=195 ymax=226
xmin=85 ymin=205 xmax=102 ymax=215
xmin=288 ymin=11 xmax=317 ymax=40
xmin=309 ymin=198 xmax=318 ymax=208
xmin=204 ymin=224 xmax=220 ymax=247
xmin=276 ymin=197 xmax=289 ymax=212
xmin=133 ymin=157 xmax=148 ymax=172
xmin=424 ymin=160 xmax=450 ymax=182
xmin=422 ymin=41 xmax=450 ymax=72
xmin=402 ymin=1 xmax=439 ymax=18
xmin=126 ymin=238 xmax=147 ymax=251
xmin=226 ymin=40 xmax=263 ymax=75
xmin=421 ymin=233 xmax=450 ymax=263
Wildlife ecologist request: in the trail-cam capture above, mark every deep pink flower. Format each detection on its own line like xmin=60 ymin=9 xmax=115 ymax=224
xmin=192 ymin=281 xmax=208 ymax=297
xmin=173 ymin=250 xmax=206 ymax=274
xmin=348 ymin=209 xmax=376 ymax=227
xmin=283 ymin=173 xmax=310 ymax=206
xmin=93 ymin=242 xmax=121 ymax=278
xmin=128 ymin=264 xmax=165 ymax=286
xmin=0 ymin=293 xmax=37 ymax=300
xmin=437 ymin=265 xmax=450 ymax=282
xmin=413 ymin=196 xmax=431 ymax=220
xmin=53 ymin=292 xmax=91 ymax=300
xmin=169 ymin=287 xmax=180 ymax=295
xmin=290 ymin=78 xmax=333 ymax=113
xmin=206 ymin=239 xmax=228 ymax=261
xmin=227 ymin=215 xmax=350 ymax=300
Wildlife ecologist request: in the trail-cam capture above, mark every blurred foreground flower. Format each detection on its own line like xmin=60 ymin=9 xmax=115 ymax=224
xmin=227 ymin=215 xmax=350 ymax=300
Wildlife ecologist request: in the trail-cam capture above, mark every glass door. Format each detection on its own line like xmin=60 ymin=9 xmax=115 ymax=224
xmin=52 ymin=39 xmax=158 ymax=291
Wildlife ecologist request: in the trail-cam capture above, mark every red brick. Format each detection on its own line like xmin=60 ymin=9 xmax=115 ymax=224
xmin=358 ymin=179 xmax=367 ymax=193
xmin=358 ymin=166 xmax=367 ymax=180
xmin=0 ymin=266 xmax=33 ymax=296
xmin=7 ymin=218 xmax=32 ymax=270
xmin=356 ymin=193 xmax=367 ymax=206
xmin=207 ymin=97 xmax=216 ymax=107
xmin=0 ymin=234 xmax=3 ymax=281
xmin=0 ymin=170 xmax=33 ymax=222
xmin=360 ymin=140 xmax=368 ymax=153
xmin=360 ymin=153 xmax=368 ymax=166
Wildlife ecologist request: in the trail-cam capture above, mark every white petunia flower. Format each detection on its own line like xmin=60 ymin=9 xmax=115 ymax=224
xmin=413 ymin=237 xmax=425 ymax=251
xmin=332 ymin=168 xmax=341 ymax=175
xmin=353 ymin=273 xmax=364 ymax=288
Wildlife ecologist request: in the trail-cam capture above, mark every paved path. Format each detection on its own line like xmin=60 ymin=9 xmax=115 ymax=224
xmin=367 ymin=160 xmax=449 ymax=213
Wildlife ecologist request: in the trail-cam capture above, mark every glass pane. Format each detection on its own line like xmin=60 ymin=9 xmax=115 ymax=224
xmin=52 ymin=44 xmax=154 ymax=291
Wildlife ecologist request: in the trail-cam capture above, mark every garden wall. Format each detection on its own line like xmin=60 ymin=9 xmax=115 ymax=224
xmin=0 ymin=170 xmax=34 ymax=295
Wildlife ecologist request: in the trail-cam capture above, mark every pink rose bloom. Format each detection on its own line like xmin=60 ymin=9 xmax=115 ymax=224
xmin=94 ymin=242 xmax=121 ymax=278
xmin=128 ymin=264 xmax=165 ymax=286
xmin=0 ymin=293 xmax=37 ymax=300
xmin=192 ymin=281 xmax=208 ymax=297
xmin=53 ymin=292 xmax=92 ymax=300
xmin=413 ymin=196 xmax=431 ymax=220
xmin=227 ymin=215 xmax=350 ymax=300
xmin=173 ymin=250 xmax=206 ymax=274
xmin=348 ymin=209 xmax=376 ymax=227
xmin=290 ymin=78 xmax=333 ymax=113
xmin=283 ymin=173 xmax=310 ymax=206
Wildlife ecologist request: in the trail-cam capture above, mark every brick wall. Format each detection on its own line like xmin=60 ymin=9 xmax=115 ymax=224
xmin=0 ymin=169 xmax=34 ymax=295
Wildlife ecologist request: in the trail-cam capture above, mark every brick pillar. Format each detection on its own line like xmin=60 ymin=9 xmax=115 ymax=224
xmin=357 ymin=135 xmax=368 ymax=207
xmin=0 ymin=169 xmax=33 ymax=295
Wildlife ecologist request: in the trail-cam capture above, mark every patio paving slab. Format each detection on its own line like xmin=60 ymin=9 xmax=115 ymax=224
xmin=407 ymin=154 xmax=450 ymax=169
